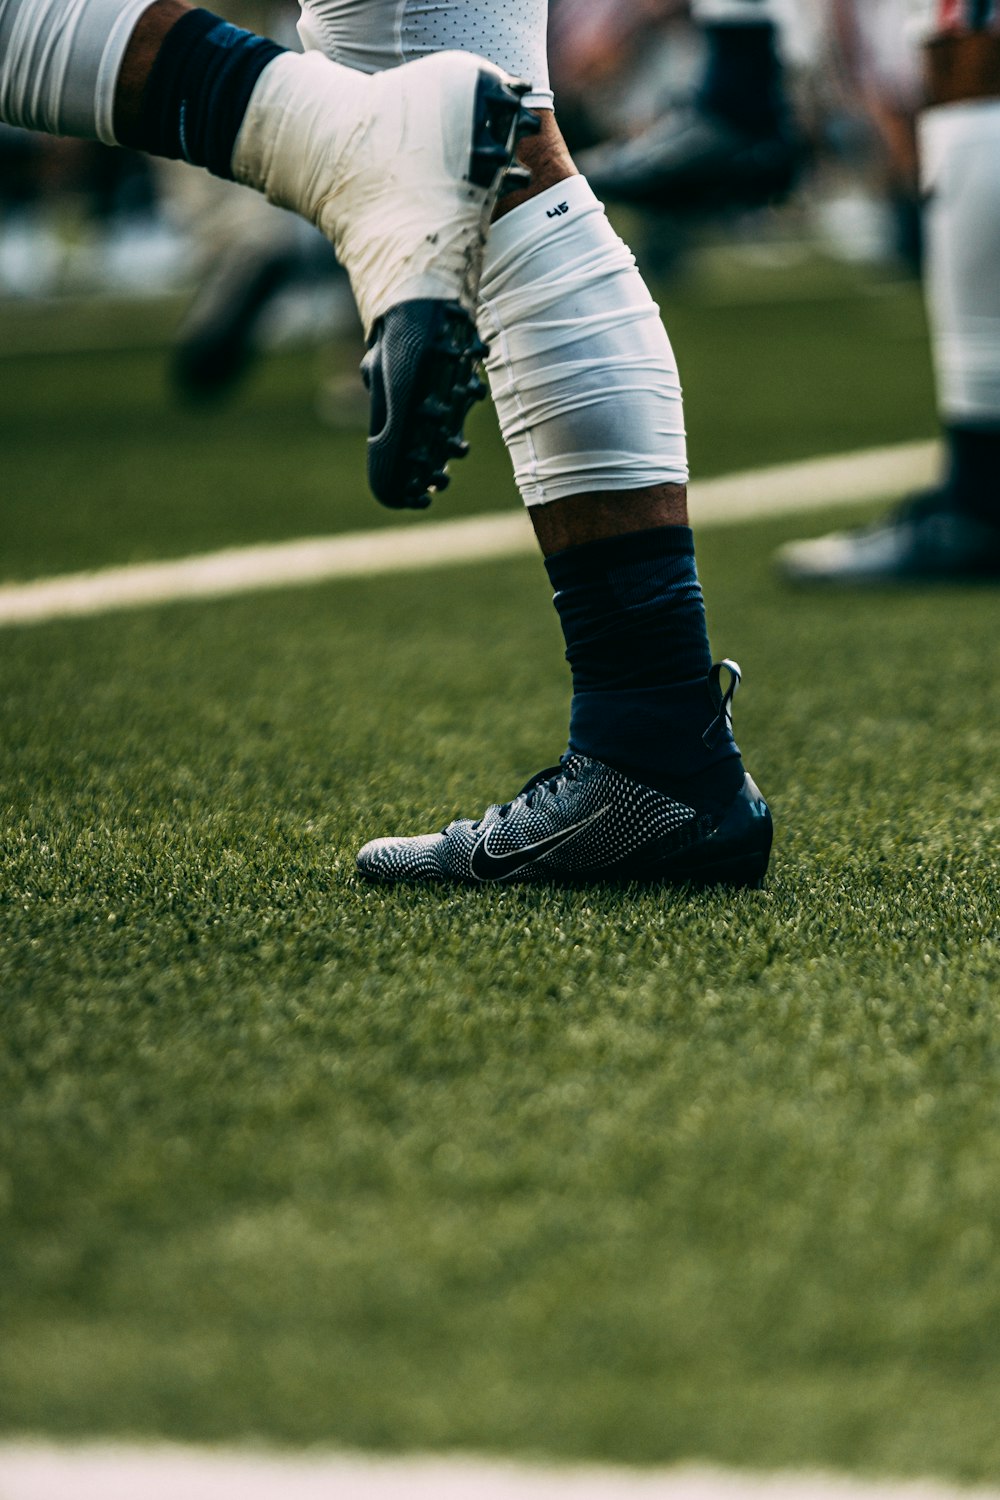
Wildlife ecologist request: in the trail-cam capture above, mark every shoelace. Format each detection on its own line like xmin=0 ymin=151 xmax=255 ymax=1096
xmin=466 ymin=756 xmax=582 ymax=833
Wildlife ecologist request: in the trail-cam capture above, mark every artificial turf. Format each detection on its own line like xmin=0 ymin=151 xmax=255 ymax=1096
xmin=2 ymin=258 xmax=998 ymax=1480
xmin=1 ymin=256 xmax=937 ymax=581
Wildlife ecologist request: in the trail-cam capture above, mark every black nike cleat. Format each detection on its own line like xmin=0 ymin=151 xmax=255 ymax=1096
xmin=576 ymin=106 xmax=804 ymax=216
xmin=362 ymin=69 xmax=539 ymax=510
xmin=362 ymin=301 xmax=489 ymax=510
xmin=357 ymin=665 xmax=773 ymax=889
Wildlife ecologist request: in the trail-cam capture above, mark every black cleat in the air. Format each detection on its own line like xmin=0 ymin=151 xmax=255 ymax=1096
xmin=363 ymin=71 xmax=538 ymax=511
xmin=362 ymin=301 xmax=488 ymax=509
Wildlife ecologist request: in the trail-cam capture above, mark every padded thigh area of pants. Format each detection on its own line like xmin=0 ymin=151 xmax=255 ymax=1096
xmin=296 ymin=0 xmax=553 ymax=107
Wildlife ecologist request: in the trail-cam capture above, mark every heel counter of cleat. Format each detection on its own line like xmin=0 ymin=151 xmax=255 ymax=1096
xmin=468 ymin=72 xmax=541 ymax=191
xmin=644 ymin=774 xmax=773 ymax=888
xmin=688 ymin=773 xmax=773 ymax=887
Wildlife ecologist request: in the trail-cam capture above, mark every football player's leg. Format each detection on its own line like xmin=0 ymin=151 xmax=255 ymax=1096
xmin=778 ymin=0 xmax=1000 ymax=583
xmin=0 ymin=0 xmax=533 ymax=509
xmin=325 ymin=4 xmax=771 ymax=886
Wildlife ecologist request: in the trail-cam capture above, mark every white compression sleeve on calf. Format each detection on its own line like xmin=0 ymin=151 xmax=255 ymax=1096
xmin=921 ymin=100 xmax=1000 ymax=423
xmin=477 ymin=176 xmax=688 ymax=506
xmin=0 ymin=0 xmax=152 ymax=143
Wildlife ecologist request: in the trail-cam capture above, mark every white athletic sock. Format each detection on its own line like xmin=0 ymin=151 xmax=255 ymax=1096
xmin=477 ymin=176 xmax=688 ymax=507
xmin=920 ymin=99 xmax=1000 ymax=424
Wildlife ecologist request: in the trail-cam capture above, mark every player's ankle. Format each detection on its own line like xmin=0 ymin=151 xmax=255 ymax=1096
xmin=545 ymin=527 xmax=745 ymax=794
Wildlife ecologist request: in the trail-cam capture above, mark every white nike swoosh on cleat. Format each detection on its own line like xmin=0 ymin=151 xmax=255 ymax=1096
xmin=468 ymin=806 xmax=611 ymax=881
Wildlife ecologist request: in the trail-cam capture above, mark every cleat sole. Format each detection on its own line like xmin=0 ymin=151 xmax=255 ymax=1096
xmin=364 ymin=299 xmax=492 ymax=510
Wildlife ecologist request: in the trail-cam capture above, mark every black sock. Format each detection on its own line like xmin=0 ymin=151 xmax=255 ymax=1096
xmin=545 ymin=527 xmax=743 ymax=805
xmin=946 ymin=425 xmax=1000 ymax=526
xmin=698 ymin=20 xmax=788 ymax=137
xmin=135 ymin=9 xmax=285 ymax=179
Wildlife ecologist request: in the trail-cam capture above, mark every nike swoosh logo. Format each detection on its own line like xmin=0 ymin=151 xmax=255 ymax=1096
xmin=469 ymin=805 xmax=610 ymax=881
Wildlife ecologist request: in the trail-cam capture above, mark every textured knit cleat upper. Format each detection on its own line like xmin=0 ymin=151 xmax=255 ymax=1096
xmin=776 ymin=488 xmax=1000 ymax=584
xmin=357 ymin=663 xmax=773 ymax=889
xmin=576 ymin=105 xmax=803 ymax=215
xmin=357 ymin=758 xmax=771 ymax=888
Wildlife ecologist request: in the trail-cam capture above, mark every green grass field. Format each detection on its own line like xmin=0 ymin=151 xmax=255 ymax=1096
xmin=2 ymin=257 xmax=999 ymax=1481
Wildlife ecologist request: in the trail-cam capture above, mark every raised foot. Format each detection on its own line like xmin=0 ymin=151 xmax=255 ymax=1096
xmin=362 ymin=69 xmax=538 ymax=511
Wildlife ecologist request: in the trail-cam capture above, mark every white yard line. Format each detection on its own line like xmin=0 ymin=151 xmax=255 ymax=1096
xmin=0 ymin=441 xmax=938 ymax=628
xmin=0 ymin=1446 xmax=992 ymax=1500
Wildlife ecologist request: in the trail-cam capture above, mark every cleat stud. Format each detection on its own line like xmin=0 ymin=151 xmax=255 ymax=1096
xmin=431 ymin=471 xmax=450 ymax=492
xmin=468 ymin=378 xmax=488 ymax=402
xmin=447 ymin=438 xmax=470 ymax=459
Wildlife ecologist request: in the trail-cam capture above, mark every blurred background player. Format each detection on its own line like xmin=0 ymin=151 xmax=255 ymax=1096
xmin=0 ymin=0 xmax=534 ymax=508
xmin=575 ymin=0 xmax=805 ymax=214
xmin=164 ymin=0 xmax=348 ymax=400
xmin=778 ymin=0 xmax=1000 ymax=582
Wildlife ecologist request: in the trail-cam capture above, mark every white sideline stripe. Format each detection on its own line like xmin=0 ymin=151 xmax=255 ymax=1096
xmin=0 ymin=442 xmax=938 ymax=628
xmin=0 ymin=1447 xmax=995 ymax=1500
